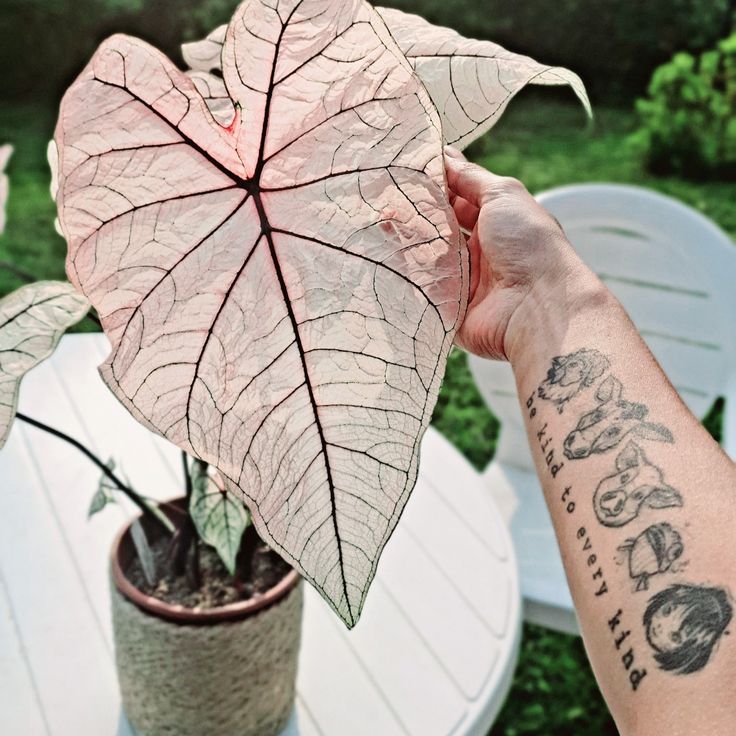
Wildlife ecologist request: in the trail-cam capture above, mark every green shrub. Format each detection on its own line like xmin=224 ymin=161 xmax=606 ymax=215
xmin=632 ymin=33 xmax=736 ymax=179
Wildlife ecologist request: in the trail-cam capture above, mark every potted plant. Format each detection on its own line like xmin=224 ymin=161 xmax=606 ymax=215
xmin=108 ymin=463 xmax=303 ymax=736
xmin=0 ymin=281 xmax=303 ymax=736
xmin=0 ymin=1 xmax=589 ymax=733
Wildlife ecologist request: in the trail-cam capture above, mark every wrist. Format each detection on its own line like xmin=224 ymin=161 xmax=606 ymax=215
xmin=504 ymin=250 xmax=615 ymax=373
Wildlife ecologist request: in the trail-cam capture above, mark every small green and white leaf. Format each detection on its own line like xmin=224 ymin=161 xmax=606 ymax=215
xmin=88 ymin=487 xmax=115 ymax=517
xmin=130 ymin=518 xmax=157 ymax=587
xmin=0 ymin=281 xmax=89 ymax=448
xmin=88 ymin=458 xmax=118 ymax=517
xmin=190 ymin=461 xmax=250 ymax=575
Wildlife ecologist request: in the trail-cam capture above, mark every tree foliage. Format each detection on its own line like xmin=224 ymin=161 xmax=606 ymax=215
xmin=632 ymin=33 xmax=736 ymax=179
xmin=1 ymin=0 xmax=732 ymax=102
xmin=0 ymin=0 xmax=223 ymax=99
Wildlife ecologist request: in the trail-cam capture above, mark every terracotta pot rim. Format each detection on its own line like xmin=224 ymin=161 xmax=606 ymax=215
xmin=111 ymin=497 xmax=301 ymax=625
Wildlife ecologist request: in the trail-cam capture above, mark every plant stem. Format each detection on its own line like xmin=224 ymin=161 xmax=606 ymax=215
xmin=15 ymin=411 xmax=172 ymax=535
xmin=237 ymin=524 xmax=259 ymax=582
xmin=181 ymin=450 xmax=193 ymax=498
xmin=186 ymin=458 xmax=206 ymax=588
xmin=172 ymin=451 xmax=198 ymax=580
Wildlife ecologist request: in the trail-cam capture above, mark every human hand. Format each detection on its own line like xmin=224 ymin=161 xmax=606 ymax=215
xmin=445 ymin=147 xmax=594 ymax=362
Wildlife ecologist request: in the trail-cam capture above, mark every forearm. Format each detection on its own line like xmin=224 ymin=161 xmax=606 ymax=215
xmin=507 ymin=259 xmax=736 ymax=735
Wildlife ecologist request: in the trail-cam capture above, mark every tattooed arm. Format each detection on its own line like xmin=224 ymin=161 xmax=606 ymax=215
xmin=445 ymin=148 xmax=736 ymax=736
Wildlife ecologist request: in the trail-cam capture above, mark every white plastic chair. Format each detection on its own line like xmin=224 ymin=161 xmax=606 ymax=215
xmin=468 ymin=183 xmax=736 ymax=634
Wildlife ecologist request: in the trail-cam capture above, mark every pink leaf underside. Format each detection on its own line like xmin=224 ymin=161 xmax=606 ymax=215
xmin=0 ymin=281 xmax=89 ymax=448
xmin=55 ymin=0 xmax=467 ymax=627
xmin=0 ymin=144 xmax=12 ymax=236
xmin=376 ymin=8 xmax=591 ymax=148
xmin=183 ymin=7 xmax=591 ymax=151
xmin=186 ymin=72 xmax=237 ymax=128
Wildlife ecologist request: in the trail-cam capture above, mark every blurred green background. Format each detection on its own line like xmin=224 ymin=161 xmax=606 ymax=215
xmin=1 ymin=1 xmax=734 ymax=734
xmin=1 ymin=0 xmax=734 ymax=103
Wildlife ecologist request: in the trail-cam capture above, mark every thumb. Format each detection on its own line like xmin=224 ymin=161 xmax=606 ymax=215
xmin=443 ymin=145 xmax=467 ymax=162
xmin=444 ymin=153 xmax=506 ymax=209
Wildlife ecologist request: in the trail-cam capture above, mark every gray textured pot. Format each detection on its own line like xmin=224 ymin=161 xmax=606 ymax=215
xmin=111 ymin=501 xmax=303 ymax=736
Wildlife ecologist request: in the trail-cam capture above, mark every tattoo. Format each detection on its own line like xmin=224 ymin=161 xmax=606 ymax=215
xmin=563 ymin=375 xmax=674 ymax=460
xmin=643 ymin=584 xmax=733 ymax=674
xmin=609 ymin=608 xmax=649 ymax=690
xmin=577 ymin=525 xmax=609 ymax=597
xmin=617 ymin=522 xmax=685 ymax=591
xmin=529 ymin=362 xmax=735 ymax=684
xmin=528 ymin=391 xmax=648 ymax=691
xmin=537 ymin=348 xmax=609 ymax=413
xmin=593 ymin=441 xmax=683 ymax=527
xmin=532 ymin=350 xmax=735 ymax=683
xmin=531 ymin=419 xmax=566 ymax=478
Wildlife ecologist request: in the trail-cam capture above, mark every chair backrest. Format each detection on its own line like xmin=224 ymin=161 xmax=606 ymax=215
xmin=469 ymin=184 xmax=736 ymax=469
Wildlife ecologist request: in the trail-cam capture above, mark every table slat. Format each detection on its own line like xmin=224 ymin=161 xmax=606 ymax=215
xmin=341 ymin=579 xmax=468 ymax=736
xmin=376 ymin=530 xmax=500 ymax=699
xmin=0 ymin=428 xmax=120 ymax=734
xmin=0 ymin=571 xmax=49 ymax=736
xmin=401 ymin=479 xmax=513 ymax=639
xmin=297 ymin=591 xmax=406 ymax=736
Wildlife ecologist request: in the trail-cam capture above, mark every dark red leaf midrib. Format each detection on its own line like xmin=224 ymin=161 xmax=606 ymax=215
xmin=250 ymin=0 xmax=354 ymax=624
xmin=253 ymin=190 xmax=355 ymax=626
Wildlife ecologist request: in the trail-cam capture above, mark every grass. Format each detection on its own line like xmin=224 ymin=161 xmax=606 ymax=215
xmin=0 ymin=104 xmax=66 ymax=288
xmin=1 ymin=92 xmax=734 ymax=735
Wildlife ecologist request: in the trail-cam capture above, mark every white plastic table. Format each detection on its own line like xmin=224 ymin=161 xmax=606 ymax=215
xmin=0 ymin=334 xmax=521 ymax=736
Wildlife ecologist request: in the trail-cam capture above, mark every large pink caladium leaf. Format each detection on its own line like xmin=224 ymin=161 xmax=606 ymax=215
xmin=184 ymin=9 xmax=591 ymax=152
xmin=55 ymin=0 xmax=466 ymax=626
xmin=0 ymin=282 xmax=89 ymax=448
xmin=0 ymin=144 xmax=12 ymax=236
xmin=186 ymin=72 xmax=236 ymax=128
xmin=376 ymin=8 xmax=591 ymax=149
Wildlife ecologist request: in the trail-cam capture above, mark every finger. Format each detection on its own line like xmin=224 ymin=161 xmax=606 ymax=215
xmin=443 ymin=145 xmax=467 ymax=162
xmin=445 ymin=148 xmax=479 ymax=229
xmin=466 ymin=229 xmax=481 ymax=303
xmin=450 ymin=193 xmax=480 ymax=232
xmin=444 ymin=155 xmax=506 ymax=209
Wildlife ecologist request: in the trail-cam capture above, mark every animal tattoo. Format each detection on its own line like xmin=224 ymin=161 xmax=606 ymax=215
xmin=618 ymin=523 xmax=684 ymax=591
xmin=593 ymin=442 xmax=682 ymax=527
xmin=563 ymin=375 xmax=673 ymax=460
xmin=534 ymin=347 xmax=734 ymax=680
xmin=537 ymin=348 xmax=610 ymax=413
xmin=643 ymin=584 xmax=732 ymax=674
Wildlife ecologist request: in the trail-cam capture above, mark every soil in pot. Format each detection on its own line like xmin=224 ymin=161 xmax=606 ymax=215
xmin=126 ymin=529 xmax=293 ymax=610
